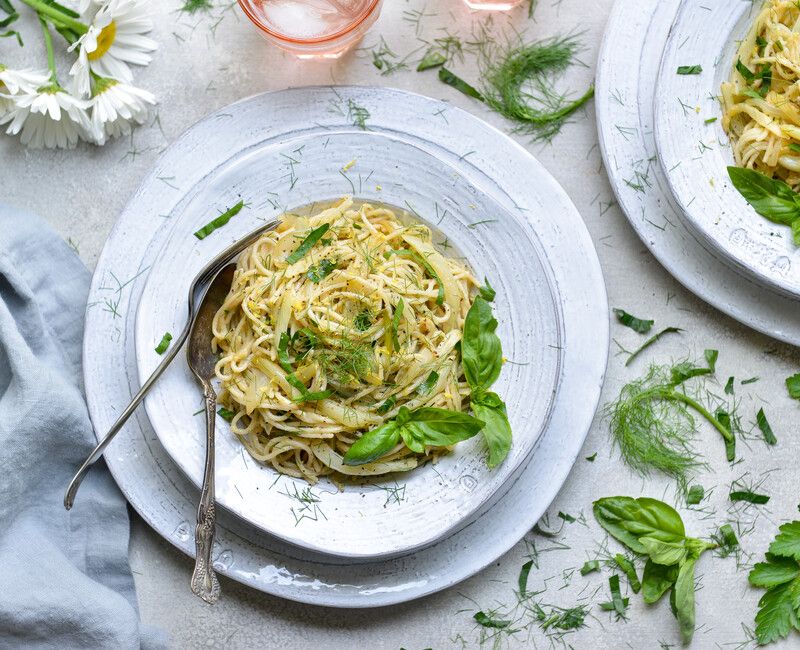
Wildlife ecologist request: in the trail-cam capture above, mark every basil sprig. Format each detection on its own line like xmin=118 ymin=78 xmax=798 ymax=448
xmin=593 ymin=496 xmax=715 ymax=645
xmin=727 ymin=167 xmax=800 ymax=244
xmin=462 ymin=290 xmax=513 ymax=467
xmin=342 ymin=406 xmax=484 ymax=466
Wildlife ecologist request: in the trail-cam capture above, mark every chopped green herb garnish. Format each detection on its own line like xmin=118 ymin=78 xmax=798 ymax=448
xmin=789 ymin=143 xmax=800 ymax=154
xmin=608 ymin=575 xmax=627 ymax=617
xmin=287 ymin=223 xmax=330 ymax=264
xmin=686 ymin=484 xmax=704 ymax=505
xmin=730 ymin=489 xmax=770 ymax=504
xmin=625 ymin=327 xmax=683 ymax=367
xmin=736 ymin=58 xmax=755 ymax=81
xmin=217 ymin=407 xmax=235 ymax=421
xmin=599 ymin=597 xmax=630 ymax=612
xmin=439 ymin=67 xmax=484 ymax=100
xmin=585 ymin=452 xmax=597 ymax=462
xmin=193 ymin=200 xmax=245 ymax=240
xmin=417 ymin=48 xmax=447 ymax=71
xmin=581 ymin=559 xmax=600 ymax=575
xmin=154 ymin=332 xmax=173 ymax=354
xmin=756 ymin=35 xmax=767 ymax=54
xmin=306 ymin=258 xmax=337 ymax=283
xmin=757 ymin=407 xmax=777 ymax=445
xmin=376 ymin=396 xmax=396 ymax=415
xmin=786 ymin=373 xmax=800 ymax=399
xmin=354 ymin=309 xmax=373 ymax=332
xmin=474 ymin=611 xmax=511 ymax=629
xmin=717 ymin=524 xmax=739 ymax=551
xmin=390 ymin=298 xmax=404 ymax=351
xmin=558 ymin=511 xmax=576 ymax=523
xmin=677 ymin=65 xmax=702 ymax=75
xmin=518 ymin=559 xmax=533 ymax=597
xmin=613 ymin=308 xmax=653 ymax=334
xmin=416 ymin=371 xmax=439 ymax=396
xmin=614 ymin=554 xmax=641 ymax=593
xmin=727 ymin=167 xmax=800 ymax=242
xmin=742 ymin=376 xmax=760 ymax=385
xmin=704 ymin=117 xmax=718 ymax=124
xmin=724 ymin=376 xmax=735 ymax=395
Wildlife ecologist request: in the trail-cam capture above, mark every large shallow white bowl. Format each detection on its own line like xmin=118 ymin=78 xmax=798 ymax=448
xmin=85 ymin=86 xmax=608 ymax=604
xmin=654 ymin=0 xmax=800 ymax=297
xmin=135 ymin=105 xmax=566 ymax=560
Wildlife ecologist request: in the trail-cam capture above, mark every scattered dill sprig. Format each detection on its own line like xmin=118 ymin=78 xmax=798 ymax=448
xmin=316 ymin=337 xmax=374 ymax=385
xmin=606 ymin=358 xmax=736 ymax=488
xmin=480 ymin=35 xmax=595 ymax=141
xmin=180 ymin=0 xmax=214 ymax=13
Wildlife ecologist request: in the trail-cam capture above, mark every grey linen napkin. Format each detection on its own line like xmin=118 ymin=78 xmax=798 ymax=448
xmin=0 ymin=204 xmax=165 ymax=649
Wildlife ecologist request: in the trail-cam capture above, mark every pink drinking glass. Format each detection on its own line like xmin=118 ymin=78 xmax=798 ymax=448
xmin=462 ymin=0 xmax=524 ymax=9
xmin=238 ymin=0 xmax=383 ymax=59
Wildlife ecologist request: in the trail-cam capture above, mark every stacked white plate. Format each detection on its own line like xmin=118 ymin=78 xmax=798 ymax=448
xmin=84 ymin=86 xmax=609 ymax=605
xmin=597 ymin=0 xmax=800 ymax=344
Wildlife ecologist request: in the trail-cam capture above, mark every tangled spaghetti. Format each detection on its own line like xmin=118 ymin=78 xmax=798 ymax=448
xmin=212 ymin=198 xmax=479 ymax=483
xmin=722 ymin=0 xmax=800 ymax=189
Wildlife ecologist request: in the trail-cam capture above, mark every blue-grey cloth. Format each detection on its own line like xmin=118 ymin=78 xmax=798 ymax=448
xmin=0 ymin=205 xmax=165 ymax=649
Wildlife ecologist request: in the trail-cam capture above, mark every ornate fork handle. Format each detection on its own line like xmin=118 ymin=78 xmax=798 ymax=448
xmin=190 ymin=383 xmax=220 ymax=604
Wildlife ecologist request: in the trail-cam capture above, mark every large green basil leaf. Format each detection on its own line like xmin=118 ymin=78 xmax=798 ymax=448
xmin=401 ymin=408 xmax=484 ymax=450
xmin=639 ymin=537 xmax=688 ymax=566
xmin=727 ymin=166 xmax=800 ymax=226
xmin=593 ymin=497 xmax=686 ymax=554
xmin=472 ymin=391 xmax=512 ymax=468
xmin=642 ymin=559 xmax=679 ymax=604
xmin=342 ymin=421 xmax=401 ymax=465
xmin=462 ymin=296 xmax=502 ymax=391
xmin=674 ymin=558 xmax=697 ymax=644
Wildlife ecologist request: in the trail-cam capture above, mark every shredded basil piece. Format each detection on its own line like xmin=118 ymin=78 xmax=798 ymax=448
xmin=376 ymin=396 xmax=396 ymax=415
xmin=677 ymin=65 xmax=702 ymax=75
xmin=439 ymin=67 xmax=484 ymax=101
xmin=730 ymin=490 xmax=770 ymax=504
xmin=217 ymin=407 xmax=235 ymax=422
xmin=580 ymin=559 xmax=600 ymax=576
xmin=757 ymin=407 xmax=777 ymax=445
xmin=417 ymin=48 xmax=446 ymax=71
xmin=686 ymin=485 xmax=704 ymax=505
xmin=193 ymin=200 xmax=245 ymax=240
xmin=416 ymin=370 xmax=439 ymax=396
xmin=287 ymin=223 xmax=330 ymax=264
xmin=613 ymin=308 xmax=654 ymax=334
xmin=390 ymin=298 xmax=404 ymax=351
xmin=154 ymin=332 xmax=172 ymax=355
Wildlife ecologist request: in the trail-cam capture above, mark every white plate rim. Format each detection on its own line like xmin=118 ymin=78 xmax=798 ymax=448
xmin=82 ymin=85 xmax=609 ymax=607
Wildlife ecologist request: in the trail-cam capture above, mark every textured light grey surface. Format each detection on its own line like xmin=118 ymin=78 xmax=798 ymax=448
xmin=2 ymin=0 xmax=800 ymax=648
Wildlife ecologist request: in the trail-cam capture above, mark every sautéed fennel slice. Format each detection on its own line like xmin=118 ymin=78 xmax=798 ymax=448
xmin=211 ymin=197 xmax=512 ymax=484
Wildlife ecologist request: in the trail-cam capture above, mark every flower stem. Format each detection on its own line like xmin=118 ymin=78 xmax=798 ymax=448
xmin=20 ymin=0 xmax=87 ymax=34
xmin=669 ymin=390 xmax=736 ymax=461
xmin=39 ymin=16 xmax=57 ymax=83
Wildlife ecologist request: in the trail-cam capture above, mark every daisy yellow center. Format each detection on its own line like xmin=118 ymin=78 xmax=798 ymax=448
xmin=88 ymin=21 xmax=117 ymax=61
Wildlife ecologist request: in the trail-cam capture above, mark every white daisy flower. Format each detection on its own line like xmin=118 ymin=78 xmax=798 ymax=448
xmin=0 ymin=65 xmax=51 ymax=95
xmin=88 ymin=76 xmax=155 ymax=145
xmin=0 ymin=84 xmax=92 ymax=149
xmin=69 ymin=0 xmax=157 ymax=87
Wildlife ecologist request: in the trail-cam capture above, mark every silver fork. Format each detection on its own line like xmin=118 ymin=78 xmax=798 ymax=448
xmin=64 ymin=219 xmax=280 ymax=510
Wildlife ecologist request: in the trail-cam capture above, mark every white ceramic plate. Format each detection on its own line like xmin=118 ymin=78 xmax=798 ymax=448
xmin=84 ymin=86 xmax=608 ymax=605
xmin=597 ymin=0 xmax=800 ymax=346
xmin=654 ymin=0 xmax=800 ymax=297
xmin=134 ymin=128 xmax=562 ymax=559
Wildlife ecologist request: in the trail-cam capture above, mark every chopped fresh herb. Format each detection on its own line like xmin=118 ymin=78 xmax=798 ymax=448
xmin=730 ymin=490 xmax=770 ymax=505
xmin=724 ymin=376 xmax=735 ymax=395
xmin=354 ymin=309 xmax=373 ymax=331
xmin=585 ymin=452 xmax=597 ymax=462
xmin=278 ymin=332 xmax=332 ymax=403
xmin=390 ymin=298 xmax=404 ymax=351
xmin=758 ymin=63 xmax=772 ymax=97
xmin=704 ymin=349 xmax=718 ymax=373
xmin=789 ymin=143 xmax=800 ymax=154
xmin=786 ymin=373 xmax=800 ymax=399
xmin=756 ymin=35 xmax=768 ymax=54
xmin=439 ymin=67 xmax=484 ymax=101
xmin=193 ymin=200 xmax=245 ymax=240
xmin=749 ymin=521 xmax=800 ymax=644
xmin=479 ymin=278 xmax=496 ymax=302
xmin=677 ymin=65 xmax=702 ymax=75
xmin=608 ymin=575 xmax=627 ymax=617
xmin=558 ymin=511 xmax=576 ymax=523
xmin=736 ymin=58 xmax=755 ymax=81
xmin=757 ymin=407 xmax=777 ymax=445
xmin=625 ymin=327 xmax=683 ymax=366
xmin=306 ymin=258 xmax=337 ymax=283
xmin=416 ymin=371 xmax=439 ymax=396
xmin=599 ymin=597 xmax=630 ymax=612
xmin=614 ymin=554 xmax=641 ymax=593
xmin=474 ymin=611 xmax=511 ymax=629
xmin=180 ymin=0 xmax=214 ymax=12
xmin=705 ymin=117 xmax=718 ymax=124
xmin=742 ymin=376 xmax=760 ymax=385
xmin=217 ymin=407 xmax=235 ymax=421
xmin=686 ymin=484 xmax=705 ymax=505
xmin=154 ymin=332 xmax=173 ymax=354
xmin=518 ymin=559 xmax=533 ymax=597
xmin=287 ymin=223 xmax=331 ymax=264
xmin=717 ymin=524 xmax=739 ymax=551
xmin=613 ymin=308 xmax=654 ymax=334
xmin=376 ymin=396 xmax=396 ymax=415
xmin=417 ymin=48 xmax=447 ymax=71
xmin=581 ymin=559 xmax=601 ymax=576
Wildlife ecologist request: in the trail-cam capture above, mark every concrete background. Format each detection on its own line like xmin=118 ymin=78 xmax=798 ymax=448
xmin=2 ymin=0 xmax=799 ymax=647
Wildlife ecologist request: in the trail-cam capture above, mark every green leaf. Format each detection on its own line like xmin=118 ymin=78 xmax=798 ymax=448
xmin=375 ymin=396 xmax=396 ymax=415
xmin=639 ymin=537 xmax=688 ymax=566
xmin=724 ymin=376 xmax=735 ymax=394
xmin=736 ymin=58 xmax=756 ymax=81
xmin=704 ymin=349 xmax=718 ymax=373
xmin=580 ymin=559 xmax=600 ymax=576
xmin=642 ymin=559 xmax=679 ymax=604
xmin=749 ymin=557 xmax=800 ymax=588
xmin=417 ymin=48 xmax=446 ymax=71
xmin=754 ymin=581 xmax=798 ymax=645
xmin=479 ymin=278 xmax=496 ymax=302
xmin=613 ymin=308 xmax=654 ymax=334
xmin=786 ymin=373 xmax=800 ymax=399
xmin=677 ymin=65 xmax=702 ymax=75
xmin=306 ymin=258 xmax=337 ymax=283
xmin=518 ymin=559 xmax=533 ymax=597
xmin=287 ymin=223 xmax=330 ymax=264
xmin=686 ymin=484 xmax=704 ymax=506
xmin=593 ymin=497 xmax=686 ymax=555
xmin=769 ymin=521 xmax=800 ymax=561
xmin=727 ymin=167 xmax=800 ymax=226
xmin=474 ymin=611 xmax=511 ymax=629
xmin=342 ymin=421 xmax=401 ymax=465
xmin=416 ymin=370 xmax=439 ymax=396
xmin=154 ymin=331 xmax=173 ymax=355
xmin=193 ymin=200 xmax=245 ymax=240
xmin=217 ymin=407 xmax=235 ymax=422
xmin=625 ymin=327 xmax=683 ymax=367
xmin=792 ymin=219 xmax=800 ymax=247
xmin=608 ymin=574 xmax=627 ymax=617
xmin=390 ymin=298 xmax=404 ymax=351
xmin=439 ymin=67 xmax=484 ymax=101
xmin=472 ymin=391 xmax=512 ymax=468
xmin=400 ymin=407 xmax=484 ymax=451
xmin=674 ymin=558 xmax=698 ymax=644
xmin=669 ymin=361 xmax=712 ymax=385
xmin=462 ymin=296 xmax=502 ymax=391
xmin=730 ymin=490 xmax=770 ymax=505
xmin=757 ymin=407 xmax=777 ymax=445
xmin=614 ymin=554 xmax=641 ymax=593
xmin=599 ymin=597 xmax=630 ymax=611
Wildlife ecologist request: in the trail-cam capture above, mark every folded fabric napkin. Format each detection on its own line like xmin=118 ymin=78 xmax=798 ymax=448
xmin=0 ymin=204 xmax=164 ymax=649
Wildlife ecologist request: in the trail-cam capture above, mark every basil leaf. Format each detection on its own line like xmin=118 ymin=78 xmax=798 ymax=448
xmin=608 ymin=574 xmax=627 ymax=616
xmin=473 ymin=611 xmax=511 ymax=629
xmin=670 ymin=361 xmax=712 ymax=385
xmin=217 ymin=407 xmax=235 ymax=422
xmin=287 ymin=223 xmax=330 ymax=264
xmin=391 ymin=298 xmax=404 ymax=351
xmin=518 ymin=560 xmax=533 ymax=597
xmin=642 ymin=559 xmax=679 ymax=604
xmin=342 ymin=421 xmax=401 ymax=465
xmin=306 ymin=258 xmax=337 ymax=283
xmin=417 ymin=48 xmax=446 ymax=71
xmin=677 ymin=65 xmax=702 ymax=75
xmin=154 ymin=331 xmax=173 ymax=355
xmin=674 ymin=558 xmax=698 ymax=644
xmin=462 ymin=296 xmax=502 ymax=391
xmin=613 ymin=308 xmax=654 ymax=334
xmin=786 ymin=373 xmax=800 ymax=399
xmin=614 ymin=554 xmax=641 ymax=593
xmin=639 ymin=537 xmax=688 ymax=566
xmin=479 ymin=278 xmax=496 ymax=302
xmin=376 ymin=396 xmax=396 ymax=415
xmin=736 ymin=58 xmax=755 ymax=81
xmin=403 ymin=407 xmax=484 ymax=447
xmin=686 ymin=484 xmax=704 ymax=505
xmin=704 ymin=348 xmax=718 ymax=373
xmin=593 ymin=497 xmax=686 ymax=554
xmin=727 ymin=167 xmax=800 ymax=226
xmin=193 ymin=200 xmax=245 ymax=240
xmin=757 ymin=407 xmax=777 ymax=445
xmin=439 ymin=67 xmax=484 ymax=101
xmin=793 ymin=219 xmax=800 ymax=247
xmin=416 ymin=370 xmax=439 ymax=396
xmin=472 ymin=391 xmax=512 ymax=468
xmin=581 ymin=559 xmax=601 ymax=576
